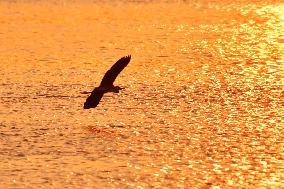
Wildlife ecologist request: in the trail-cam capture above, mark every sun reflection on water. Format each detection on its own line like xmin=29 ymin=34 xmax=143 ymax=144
xmin=0 ymin=0 xmax=283 ymax=188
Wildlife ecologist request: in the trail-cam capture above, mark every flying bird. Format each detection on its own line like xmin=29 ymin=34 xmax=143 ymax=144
xmin=83 ymin=55 xmax=131 ymax=109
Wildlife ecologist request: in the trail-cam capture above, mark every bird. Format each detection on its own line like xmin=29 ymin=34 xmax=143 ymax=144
xmin=83 ymin=55 xmax=131 ymax=109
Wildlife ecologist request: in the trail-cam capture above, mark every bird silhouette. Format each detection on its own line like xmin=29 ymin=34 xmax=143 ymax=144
xmin=84 ymin=55 xmax=131 ymax=109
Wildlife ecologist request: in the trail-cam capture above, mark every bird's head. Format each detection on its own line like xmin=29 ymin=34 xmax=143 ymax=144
xmin=112 ymin=86 xmax=124 ymax=93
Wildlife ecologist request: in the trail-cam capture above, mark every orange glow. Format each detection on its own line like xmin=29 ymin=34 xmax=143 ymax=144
xmin=0 ymin=1 xmax=282 ymax=188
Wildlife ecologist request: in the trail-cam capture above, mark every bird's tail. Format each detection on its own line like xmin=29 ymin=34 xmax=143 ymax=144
xmin=81 ymin=91 xmax=92 ymax=94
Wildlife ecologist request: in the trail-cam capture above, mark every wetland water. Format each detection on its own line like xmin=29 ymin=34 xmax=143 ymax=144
xmin=0 ymin=0 xmax=283 ymax=188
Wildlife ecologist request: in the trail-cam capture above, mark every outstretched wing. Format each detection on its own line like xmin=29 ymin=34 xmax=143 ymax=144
xmin=100 ymin=55 xmax=131 ymax=87
xmin=84 ymin=88 xmax=104 ymax=109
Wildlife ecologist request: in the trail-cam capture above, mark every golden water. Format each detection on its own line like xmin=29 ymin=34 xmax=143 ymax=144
xmin=0 ymin=0 xmax=283 ymax=188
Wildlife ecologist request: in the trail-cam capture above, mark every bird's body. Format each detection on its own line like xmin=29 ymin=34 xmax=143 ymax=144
xmin=84 ymin=55 xmax=131 ymax=109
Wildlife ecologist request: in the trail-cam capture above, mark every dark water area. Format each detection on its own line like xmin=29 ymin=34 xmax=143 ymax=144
xmin=0 ymin=0 xmax=283 ymax=188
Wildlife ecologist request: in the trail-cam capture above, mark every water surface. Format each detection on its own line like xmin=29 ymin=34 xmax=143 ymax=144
xmin=0 ymin=0 xmax=283 ymax=188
